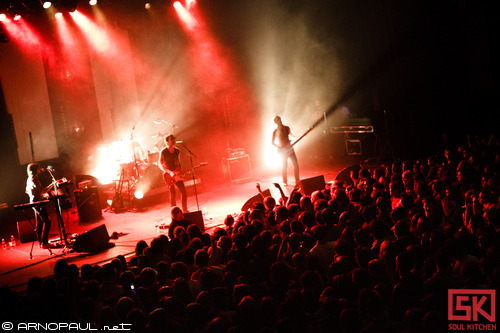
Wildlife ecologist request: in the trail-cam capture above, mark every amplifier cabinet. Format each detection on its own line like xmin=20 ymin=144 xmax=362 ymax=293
xmin=222 ymin=154 xmax=252 ymax=182
xmin=74 ymin=187 xmax=102 ymax=222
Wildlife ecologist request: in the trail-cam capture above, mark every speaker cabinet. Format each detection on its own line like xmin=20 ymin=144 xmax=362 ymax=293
xmin=241 ymin=189 xmax=271 ymax=211
xmin=222 ymin=155 xmax=252 ymax=182
xmin=75 ymin=187 xmax=102 ymax=222
xmin=72 ymin=224 xmax=110 ymax=252
xmin=345 ymin=139 xmax=362 ymax=155
xmin=17 ymin=220 xmax=37 ymax=243
xmin=183 ymin=210 xmax=205 ymax=232
xmin=299 ymin=175 xmax=326 ymax=196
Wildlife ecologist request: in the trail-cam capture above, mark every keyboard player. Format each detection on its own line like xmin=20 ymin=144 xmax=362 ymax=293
xmin=25 ymin=163 xmax=52 ymax=249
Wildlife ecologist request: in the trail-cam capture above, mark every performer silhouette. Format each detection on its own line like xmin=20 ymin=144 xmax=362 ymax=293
xmin=272 ymin=116 xmax=300 ymax=186
xmin=25 ymin=163 xmax=52 ymax=248
xmin=159 ymin=135 xmax=188 ymax=213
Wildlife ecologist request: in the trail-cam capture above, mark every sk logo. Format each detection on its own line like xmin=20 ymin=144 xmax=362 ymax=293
xmin=448 ymin=289 xmax=496 ymax=322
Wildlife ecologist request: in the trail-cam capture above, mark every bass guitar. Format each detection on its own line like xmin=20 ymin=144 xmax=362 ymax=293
xmin=277 ymin=127 xmax=313 ymax=156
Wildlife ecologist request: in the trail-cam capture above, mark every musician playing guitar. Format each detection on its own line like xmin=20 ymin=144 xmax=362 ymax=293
xmin=272 ymin=116 xmax=300 ymax=186
xmin=25 ymin=163 xmax=52 ymax=248
xmin=159 ymin=134 xmax=188 ymax=213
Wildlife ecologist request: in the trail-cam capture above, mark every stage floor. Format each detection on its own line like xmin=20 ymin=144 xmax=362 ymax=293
xmin=0 ymin=165 xmax=345 ymax=291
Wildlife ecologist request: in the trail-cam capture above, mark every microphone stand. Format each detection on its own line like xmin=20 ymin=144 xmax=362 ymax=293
xmin=180 ymin=143 xmax=200 ymax=212
xmin=130 ymin=126 xmax=140 ymax=181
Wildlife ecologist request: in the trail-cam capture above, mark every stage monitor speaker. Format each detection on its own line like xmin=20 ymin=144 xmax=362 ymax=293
xmin=299 ymin=175 xmax=326 ymax=196
xmin=241 ymin=189 xmax=271 ymax=211
xmin=17 ymin=220 xmax=37 ymax=243
xmin=335 ymin=165 xmax=362 ymax=187
xmin=75 ymin=187 xmax=102 ymax=222
xmin=184 ymin=210 xmax=205 ymax=232
xmin=72 ymin=224 xmax=110 ymax=252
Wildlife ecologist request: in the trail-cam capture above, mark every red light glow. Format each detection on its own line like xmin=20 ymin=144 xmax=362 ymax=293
xmin=173 ymin=0 xmax=259 ymax=166
xmin=0 ymin=14 xmax=6 ymax=21
xmin=1 ymin=17 xmax=47 ymax=50
xmin=173 ymin=2 xmax=197 ymax=31
xmin=70 ymin=10 xmax=113 ymax=54
xmin=55 ymin=11 xmax=87 ymax=78
xmin=186 ymin=0 xmax=196 ymax=10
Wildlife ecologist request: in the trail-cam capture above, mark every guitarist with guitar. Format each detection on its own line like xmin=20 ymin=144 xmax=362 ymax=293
xmin=25 ymin=163 xmax=53 ymax=248
xmin=159 ymin=134 xmax=188 ymax=213
xmin=272 ymin=116 xmax=301 ymax=186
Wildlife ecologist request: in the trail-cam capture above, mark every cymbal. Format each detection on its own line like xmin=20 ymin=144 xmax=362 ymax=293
xmin=152 ymin=132 xmax=168 ymax=138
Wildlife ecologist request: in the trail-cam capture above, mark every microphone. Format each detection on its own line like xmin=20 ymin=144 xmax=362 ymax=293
xmin=45 ymin=166 xmax=55 ymax=172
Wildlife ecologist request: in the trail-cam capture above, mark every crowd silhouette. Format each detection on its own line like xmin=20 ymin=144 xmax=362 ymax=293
xmin=1 ymin=134 xmax=499 ymax=333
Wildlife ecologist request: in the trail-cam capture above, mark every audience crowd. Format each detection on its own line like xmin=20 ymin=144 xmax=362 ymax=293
xmin=1 ymin=134 xmax=499 ymax=333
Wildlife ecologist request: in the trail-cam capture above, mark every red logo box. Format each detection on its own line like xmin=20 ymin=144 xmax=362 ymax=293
xmin=448 ymin=289 xmax=496 ymax=322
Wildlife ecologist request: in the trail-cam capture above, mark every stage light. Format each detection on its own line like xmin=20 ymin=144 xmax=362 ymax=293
xmin=134 ymin=190 xmax=144 ymax=200
xmin=145 ymin=3 xmax=151 ymax=9
xmin=13 ymin=14 xmax=21 ymax=21
xmin=55 ymin=12 xmax=63 ymax=18
xmin=0 ymin=14 xmax=6 ymax=22
xmin=89 ymin=0 xmax=97 ymax=6
xmin=43 ymin=1 xmax=52 ymax=9
xmin=174 ymin=1 xmax=197 ymax=30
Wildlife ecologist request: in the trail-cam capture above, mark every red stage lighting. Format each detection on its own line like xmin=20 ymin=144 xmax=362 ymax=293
xmin=70 ymin=10 xmax=118 ymax=56
xmin=174 ymin=1 xmax=197 ymax=31
xmin=186 ymin=0 xmax=196 ymax=10
xmin=0 ymin=14 xmax=6 ymax=22
xmin=1 ymin=16 xmax=47 ymax=50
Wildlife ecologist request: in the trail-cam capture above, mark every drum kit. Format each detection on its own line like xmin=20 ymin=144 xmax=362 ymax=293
xmin=100 ymin=118 xmax=206 ymax=212
xmin=96 ymin=119 xmax=178 ymax=184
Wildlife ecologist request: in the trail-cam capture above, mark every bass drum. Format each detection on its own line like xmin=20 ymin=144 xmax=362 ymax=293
xmin=139 ymin=164 xmax=164 ymax=190
xmin=148 ymin=151 xmax=159 ymax=165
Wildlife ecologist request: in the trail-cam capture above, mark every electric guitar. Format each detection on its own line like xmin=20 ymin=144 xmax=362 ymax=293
xmin=163 ymin=169 xmax=185 ymax=186
xmin=163 ymin=162 xmax=208 ymax=186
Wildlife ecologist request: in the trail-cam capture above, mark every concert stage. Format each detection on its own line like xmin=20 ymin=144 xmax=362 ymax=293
xmin=0 ymin=166 xmax=344 ymax=291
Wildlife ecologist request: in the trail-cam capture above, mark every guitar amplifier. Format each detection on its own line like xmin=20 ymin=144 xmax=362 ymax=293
xmin=75 ymin=187 xmax=102 ymax=222
xmin=222 ymin=155 xmax=252 ymax=182
xmin=227 ymin=148 xmax=246 ymax=157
